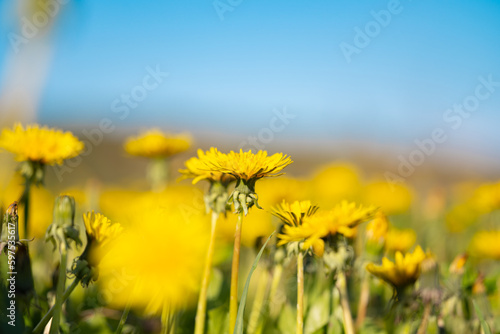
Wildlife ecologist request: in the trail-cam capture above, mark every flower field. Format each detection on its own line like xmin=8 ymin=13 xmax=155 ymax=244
xmin=0 ymin=123 xmax=499 ymax=334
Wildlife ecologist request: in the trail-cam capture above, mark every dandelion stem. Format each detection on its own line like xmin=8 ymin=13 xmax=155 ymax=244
xmin=21 ymin=178 xmax=31 ymax=239
xmin=337 ymin=271 xmax=355 ymax=334
xmin=115 ymin=304 xmax=131 ymax=334
xmin=268 ymin=264 xmax=283 ymax=318
xmin=49 ymin=240 xmax=68 ymax=334
xmin=247 ymin=267 xmax=269 ymax=334
xmin=297 ymin=252 xmax=304 ymax=334
xmin=355 ymin=274 xmax=370 ymax=330
xmin=417 ymin=303 xmax=432 ymax=334
xmin=229 ymin=211 xmax=244 ymax=334
xmin=148 ymin=157 xmax=169 ymax=192
xmin=194 ymin=211 xmax=219 ymax=334
xmin=33 ymin=278 xmax=80 ymax=334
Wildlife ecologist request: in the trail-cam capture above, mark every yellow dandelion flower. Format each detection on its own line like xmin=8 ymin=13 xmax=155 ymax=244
xmin=366 ymin=246 xmax=427 ymax=288
xmin=202 ymin=148 xmax=293 ymax=181
xmin=83 ymin=211 xmax=123 ymax=248
xmin=278 ymin=201 xmax=377 ymax=255
xmin=197 ymin=148 xmax=293 ymax=215
xmin=469 ymin=230 xmax=500 ymax=260
xmin=179 ymin=147 xmax=233 ymax=184
xmin=384 ymin=228 xmax=416 ymax=253
xmin=0 ymin=123 xmax=84 ymax=165
xmin=124 ymin=129 xmax=191 ymax=158
xmin=94 ymin=205 xmax=208 ymax=314
xmin=271 ymin=200 xmax=319 ymax=227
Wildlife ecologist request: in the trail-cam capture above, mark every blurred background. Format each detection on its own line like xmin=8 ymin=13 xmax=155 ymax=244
xmin=1 ymin=0 xmax=500 ymax=186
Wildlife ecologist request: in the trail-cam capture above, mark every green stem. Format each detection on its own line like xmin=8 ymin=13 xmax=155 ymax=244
xmin=115 ymin=305 xmax=132 ymax=334
xmin=247 ymin=268 xmax=269 ymax=334
xmin=337 ymin=271 xmax=355 ymax=334
xmin=194 ymin=211 xmax=219 ymax=334
xmin=148 ymin=158 xmax=169 ymax=192
xmin=22 ymin=178 xmax=31 ymax=239
xmin=32 ymin=277 xmax=80 ymax=333
xmin=229 ymin=212 xmax=244 ymax=334
xmin=49 ymin=241 xmax=68 ymax=334
xmin=297 ymin=252 xmax=304 ymax=334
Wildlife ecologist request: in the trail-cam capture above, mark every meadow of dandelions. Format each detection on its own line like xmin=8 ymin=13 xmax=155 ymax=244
xmin=0 ymin=123 xmax=499 ymax=334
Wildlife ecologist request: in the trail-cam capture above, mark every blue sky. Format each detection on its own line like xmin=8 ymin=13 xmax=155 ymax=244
xmin=1 ymin=0 xmax=499 ymax=152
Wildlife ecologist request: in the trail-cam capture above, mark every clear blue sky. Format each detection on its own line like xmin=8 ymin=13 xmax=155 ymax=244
xmin=1 ymin=0 xmax=499 ymax=152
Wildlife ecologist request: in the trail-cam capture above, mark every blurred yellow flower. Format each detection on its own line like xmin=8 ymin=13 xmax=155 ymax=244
xmin=365 ymin=211 xmax=389 ymax=245
xmin=0 ymin=123 xmax=84 ymax=165
xmin=271 ymin=200 xmax=319 ymax=227
xmin=83 ymin=211 xmax=122 ymax=248
xmin=469 ymin=230 xmax=500 ymax=260
xmin=278 ymin=201 xmax=377 ymax=254
xmin=95 ymin=205 xmax=209 ymax=314
xmin=256 ymin=177 xmax=306 ymax=207
xmin=384 ymin=228 xmax=416 ymax=253
xmin=99 ymin=185 xmax=205 ymax=226
xmin=449 ymin=253 xmax=468 ymax=274
xmin=363 ymin=181 xmax=413 ymax=215
xmin=366 ymin=246 xmax=427 ymax=288
xmin=471 ymin=181 xmax=500 ymax=213
xmin=179 ymin=148 xmax=233 ymax=184
xmin=124 ymin=129 xmax=191 ymax=158
xmin=310 ymin=163 xmax=361 ymax=207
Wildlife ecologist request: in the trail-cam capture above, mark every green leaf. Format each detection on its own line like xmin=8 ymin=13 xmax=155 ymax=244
xmin=304 ymin=290 xmax=330 ymax=334
xmin=473 ymin=300 xmax=492 ymax=334
xmin=233 ymin=231 xmax=275 ymax=334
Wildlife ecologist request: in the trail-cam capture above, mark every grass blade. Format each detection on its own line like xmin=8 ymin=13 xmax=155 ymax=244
xmin=473 ymin=300 xmax=492 ymax=334
xmin=233 ymin=231 xmax=275 ymax=334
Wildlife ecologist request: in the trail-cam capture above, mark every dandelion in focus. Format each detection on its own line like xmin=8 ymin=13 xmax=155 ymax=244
xmin=198 ymin=148 xmax=292 ymax=333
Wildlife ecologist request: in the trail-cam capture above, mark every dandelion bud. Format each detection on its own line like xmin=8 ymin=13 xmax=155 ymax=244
xmin=46 ymin=195 xmax=81 ymax=250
